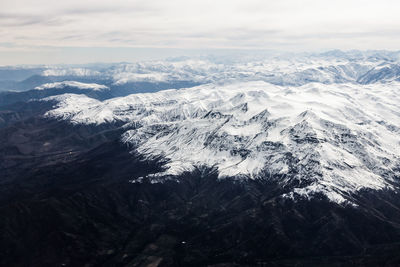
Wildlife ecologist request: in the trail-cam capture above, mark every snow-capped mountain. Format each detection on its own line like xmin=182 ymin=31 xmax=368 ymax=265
xmin=34 ymin=81 xmax=109 ymax=91
xmin=3 ymin=50 xmax=397 ymax=203
xmin=44 ymin=80 xmax=400 ymax=204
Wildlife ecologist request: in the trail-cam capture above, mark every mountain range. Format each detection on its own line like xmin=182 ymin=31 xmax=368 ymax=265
xmin=1 ymin=51 xmax=400 ymax=266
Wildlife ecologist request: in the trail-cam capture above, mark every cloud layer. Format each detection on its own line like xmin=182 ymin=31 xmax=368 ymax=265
xmin=1 ymin=0 xmax=400 ymax=63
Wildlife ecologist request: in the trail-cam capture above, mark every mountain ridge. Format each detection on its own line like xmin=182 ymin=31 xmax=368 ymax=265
xmin=42 ymin=80 xmax=400 ymax=204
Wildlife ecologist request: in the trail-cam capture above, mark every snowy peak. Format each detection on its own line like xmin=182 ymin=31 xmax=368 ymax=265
xmin=35 ymin=81 xmax=109 ymax=91
xmin=44 ymin=81 xmax=400 ymax=204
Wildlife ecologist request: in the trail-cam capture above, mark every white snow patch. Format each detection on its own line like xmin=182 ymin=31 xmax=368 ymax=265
xmin=35 ymin=81 xmax=109 ymax=91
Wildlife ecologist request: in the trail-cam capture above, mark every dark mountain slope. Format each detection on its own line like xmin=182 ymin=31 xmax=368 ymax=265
xmin=1 ymin=104 xmax=400 ymax=266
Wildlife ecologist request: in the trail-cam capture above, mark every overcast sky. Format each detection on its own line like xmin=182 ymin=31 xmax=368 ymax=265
xmin=1 ymin=0 xmax=400 ymax=64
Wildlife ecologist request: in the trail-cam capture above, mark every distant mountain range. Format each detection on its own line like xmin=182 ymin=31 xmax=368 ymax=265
xmin=2 ymin=50 xmax=400 ymax=105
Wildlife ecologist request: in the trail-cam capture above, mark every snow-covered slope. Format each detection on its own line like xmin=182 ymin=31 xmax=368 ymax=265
xmin=44 ymin=81 xmax=400 ymax=204
xmin=35 ymin=81 xmax=109 ymax=91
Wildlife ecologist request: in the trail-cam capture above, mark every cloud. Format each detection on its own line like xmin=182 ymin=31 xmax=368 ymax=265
xmin=0 ymin=0 xmax=400 ymax=64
